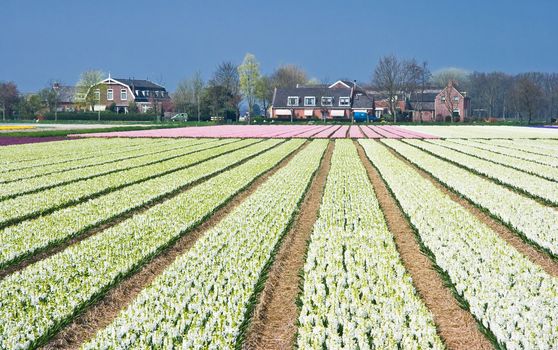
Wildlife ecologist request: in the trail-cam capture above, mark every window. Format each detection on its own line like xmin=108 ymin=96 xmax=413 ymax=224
xmin=135 ymin=90 xmax=139 ymax=96
xmin=94 ymin=89 xmax=100 ymax=101
xmin=321 ymin=97 xmax=333 ymax=106
xmin=304 ymin=96 xmax=316 ymax=106
xmin=121 ymin=89 xmax=127 ymax=101
xmin=339 ymin=97 xmax=350 ymax=107
xmin=441 ymin=96 xmax=446 ymax=102
xmin=107 ymin=89 xmax=113 ymax=101
xmin=453 ymin=96 xmax=459 ymax=102
xmin=287 ymin=96 xmax=299 ymax=106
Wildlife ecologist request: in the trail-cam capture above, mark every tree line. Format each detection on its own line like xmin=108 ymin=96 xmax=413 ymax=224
xmin=172 ymin=53 xmax=309 ymax=121
xmin=1 ymin=53 xmax=557 ymax=123
xmin=372 ymin=54 xmax=558 ymax=124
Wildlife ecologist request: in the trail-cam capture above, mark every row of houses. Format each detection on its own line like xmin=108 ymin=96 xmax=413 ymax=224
xmin=53 ymin=75 xmax=470 ymax=122
xmin=270 ymin=80 xmax=471 ymax=122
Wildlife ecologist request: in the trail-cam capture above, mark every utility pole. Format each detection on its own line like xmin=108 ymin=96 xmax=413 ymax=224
xmin=53 ymin=82 xmax=60 ymax=122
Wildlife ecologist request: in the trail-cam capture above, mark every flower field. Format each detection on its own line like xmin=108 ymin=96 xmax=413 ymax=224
xmin=1 ymin=126 xmax=558 ymax=349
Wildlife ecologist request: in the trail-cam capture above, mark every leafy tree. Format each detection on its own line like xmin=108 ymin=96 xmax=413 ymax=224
xmin=238 ymin=53 xmax=261 ymax=116
xmin=209 ymin=62 xmax=241 ymax=119
xmin=255 ymin=75 xmax=273 ymax=117
xmin=0 ymin=81 xmax=20 ymax=120
xmin=18 ymin=94 xmax=44 ymax=119
xmin=76 ymin=70 xmax=105 ymax=110
xmin=201 ymin=85 xmax=236 ymax=120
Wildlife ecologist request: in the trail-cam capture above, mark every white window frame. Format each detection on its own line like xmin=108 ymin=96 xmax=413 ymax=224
xmin=304 ymin=96 xmax=316 ymax=106
xmin=121 ymin=89 xmax=128 ymax=101
xmin=287 ymin=96 xmax=299 ymax=106
xmin=339 ymin=97 xmax=350 ymax=107
xmin=441 ymin=96 xmax=446 ymax=102
xmin=94 ymin=89 xmax=100 ymax=101
xmin=321 ymin=97 xmax=333 ymax=106
xmin=453 ymin=96 xmax=459 ymax=102
xmin=107 ymin=89 xmax=113 ymax=101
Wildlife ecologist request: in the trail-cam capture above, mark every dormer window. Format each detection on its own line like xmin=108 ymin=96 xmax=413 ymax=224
xmin=304 ymin=96 xmax=316 ymax=106
xmin=287 ymin=96 xmax=299 ymax=106
xmin=135 ymin=90 xmax=139 ymax=96
xmin=321 ymin=97 xmax=333 ymax=106
xmin=339 ymin=97 xmax=350 ymax=107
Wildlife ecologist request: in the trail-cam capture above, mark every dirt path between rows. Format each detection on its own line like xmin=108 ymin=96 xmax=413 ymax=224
xmin=355 ymin=141 xmax=493 ymax=350
xmin=243 ymin=141 xmax=333 ymax=350
xmin=41 ymin=141 xmax=309 ymax=350
xmin=385 ymin=141 xmax=558 ymax=278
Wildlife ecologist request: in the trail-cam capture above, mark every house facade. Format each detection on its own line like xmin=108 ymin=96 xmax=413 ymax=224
xmin=90 ymin=76 xmax=170 ymax=113
xmin=270 ymin=80 xmax=374 ymax=120
xmin=408 ymin=84 xmax=471 ymax=122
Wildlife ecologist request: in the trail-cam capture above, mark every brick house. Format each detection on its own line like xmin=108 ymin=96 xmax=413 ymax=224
xmin=270 ymin=80 xmax=374 ymax=121
xmin=90 ymin=76 xmax=170 ymax=113
xmin=408 ymin=83 xmax=471 ymax=122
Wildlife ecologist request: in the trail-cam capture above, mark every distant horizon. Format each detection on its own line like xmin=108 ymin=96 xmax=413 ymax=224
xmin=1 ymin=0 xmax=557 ymax=93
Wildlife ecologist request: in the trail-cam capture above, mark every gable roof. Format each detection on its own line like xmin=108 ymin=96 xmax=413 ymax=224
xmin=115 ymin=78 xmax=166 ymax=90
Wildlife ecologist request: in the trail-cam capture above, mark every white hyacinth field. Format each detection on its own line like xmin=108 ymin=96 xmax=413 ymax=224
xmin=0 ymin=125 xmax=557 ymax=349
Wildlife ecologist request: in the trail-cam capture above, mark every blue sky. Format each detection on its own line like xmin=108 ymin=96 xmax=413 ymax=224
xmin=1 ymin=0 xmax=557 ymax=92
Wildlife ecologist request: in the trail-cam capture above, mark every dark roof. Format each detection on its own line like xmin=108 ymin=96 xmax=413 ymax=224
xmin=272 ymin=87 xmax=374 ymax=109
xmin=273 ymin=87 xmax=352 ymax=108
xmin=409 ymin=101 xmax=435 ymax=111
xmin=409 ymin=92 xmax=439 ymax=102
xmin=114 ymin=78 xmax=166 ymax=90
xmin=352 ymin=93 xmax=374 ymax=109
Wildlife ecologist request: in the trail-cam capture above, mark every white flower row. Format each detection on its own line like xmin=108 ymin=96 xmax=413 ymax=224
xmin=0 ymin=138 xmax=206 ymax=183
xmin=360 ymin=139 xmax=558 ymax=350
xmin=0 ymin=140 xmax=222 ymax=199
xmin=0 ymin=139 xmax=291 ymax=269
xmin=383 ymin=139 xmax=558 ymax=257
xmin=297 ymin=140 xmax=443 ymax=349
xmin=424 ymin=139 xmax=558 ymax=181
xmin=451 ymin=139 xmax=558 ymax=168
xmin=477 ymin=138 xmax=558 ymax=158
xmin=0 ymin=139 xmax=256 ymax=227
xmin=80 ymin=139 xmax=327 ymax=350
xmin=404 ymin=139 xmax=558 ymax=205
xmin=0 ymin=138 xmax=151 ymax=170
xmin=0 ymin=138 xmax=310 ymax=350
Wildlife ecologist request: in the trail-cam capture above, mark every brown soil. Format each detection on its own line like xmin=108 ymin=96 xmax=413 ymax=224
xmin=243 ymin=141 xmax=334 ymax=350
xmin=355 ymin=140 xmax=493 ymax=350
xmin=40 ymin=141 xmax=309 ymax=350
xmin=0 ymin=140 xmax=267 ymax=281
xmin=386 ymin=141 xmax=558 ymax=278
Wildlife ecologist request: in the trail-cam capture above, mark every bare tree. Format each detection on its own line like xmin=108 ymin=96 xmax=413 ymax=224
xmin=270 ymin=64 xmax=308 ymax=89
xmin=513 ymin=76 xmax=543 ymax=124
xmin=432 ymin=67 xmax=470 ymax=89
xmin=373 ymin=55 xmax=405 ymax=122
